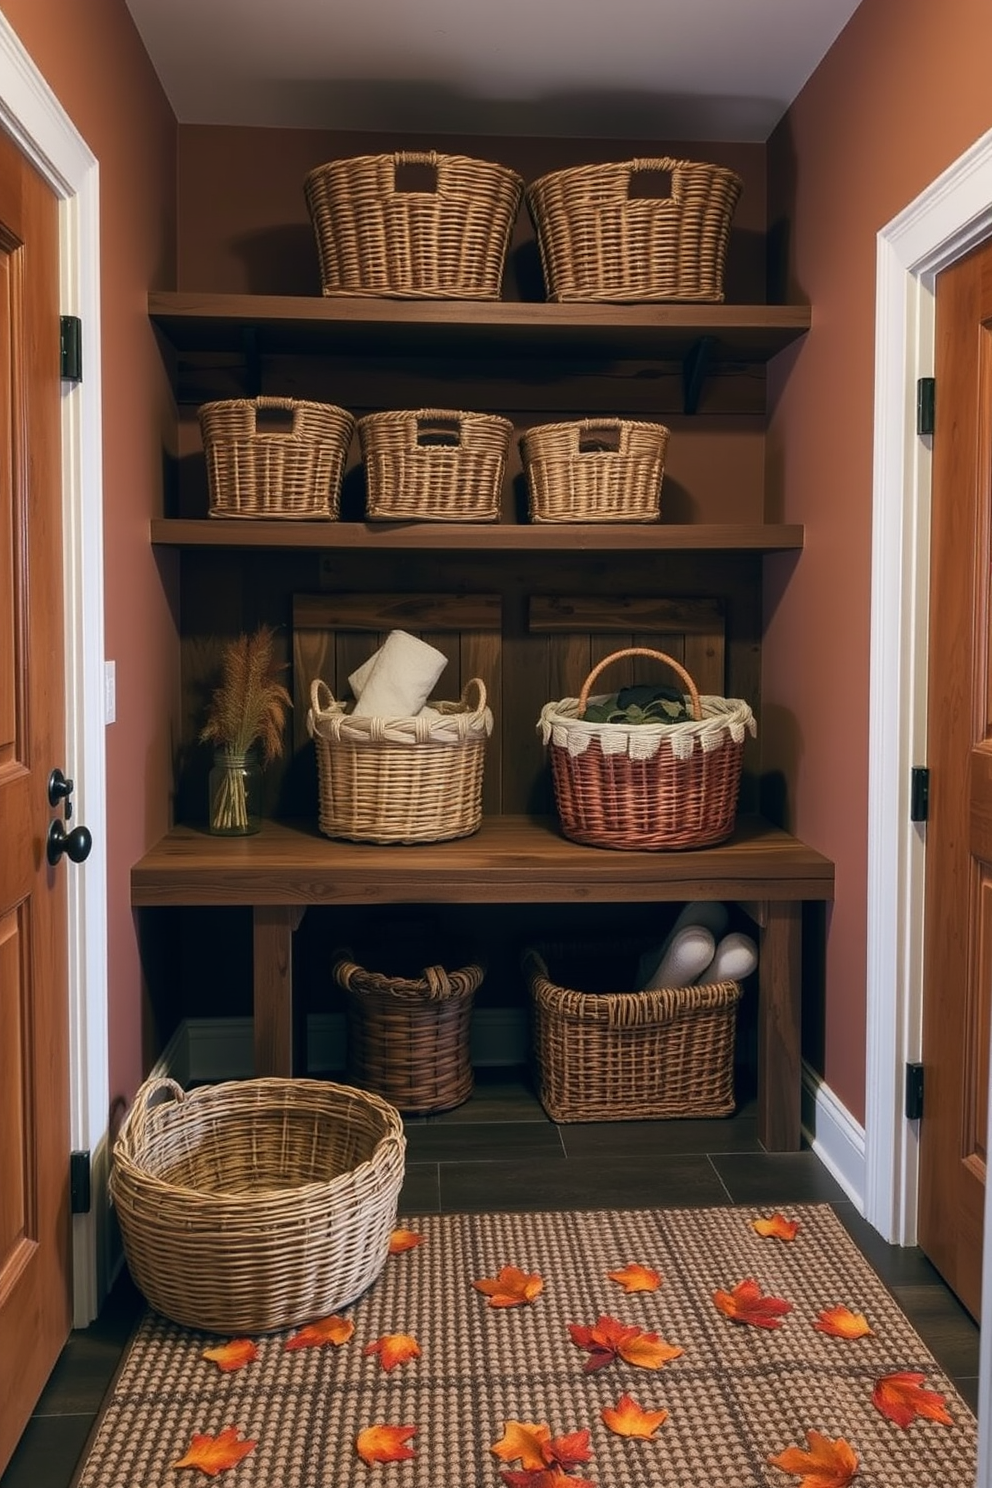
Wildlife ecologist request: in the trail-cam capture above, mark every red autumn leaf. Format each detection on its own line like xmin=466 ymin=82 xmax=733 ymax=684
xmin=713 ymin=1278 xmax=793 ymax=1329
xmin=364 ymin=1333 xmax=421 ymax=1371
xmin=172 ymin=1427 xmax=257 ymax=1476
xmin=473 ymin=1264 xmax=544 ymax=1308
xmin=767 ymin=1429 xmax=858 ymax=1487
xmin=814 ymin=1306 xmax=873 ymax=1340
xmin=872 ymin=1371 xmax=954 ymax=1428
xmin=601 ymin=1393 xmax=669 ymax=1438
xmin=355 ymin=1424 xmax=417 ymax=1464
xmin=753 ymin=1212 xmax=800 ymax=1242
xmin=569 ymin=1314 xmax=682 ymax=1372
xmin=545 ymin=1429 xmax=592 ymax=1469
xmin=500 ymin=1472 xmax=596 ymax=1488
xmin=201 ymin=1338 xmax=258 ymax=1373
xmin=491 ymin=1421 xmax=553 ymax=1469
xmin=284 ymin=1314 xmax=354 ymax=1351
xmin=388 ymin=1228 xmax=423 ymax=1254
xmin=607 ymin=1263 xmax=661 ymax=1293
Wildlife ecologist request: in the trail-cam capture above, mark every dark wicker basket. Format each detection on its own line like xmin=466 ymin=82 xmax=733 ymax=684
xmin=523 ymin=941 xmax=741 ymax=1121
xmin=332 ymin=948 xmax=485 ymax=1113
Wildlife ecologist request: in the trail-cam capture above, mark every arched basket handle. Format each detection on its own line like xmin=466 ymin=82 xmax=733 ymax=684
xmin=577 ymin=647 xmax=701 ymax=721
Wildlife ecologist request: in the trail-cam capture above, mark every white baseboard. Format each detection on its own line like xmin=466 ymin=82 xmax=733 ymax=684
xmin=801 ymin=1061 xmax=867 ymax=1212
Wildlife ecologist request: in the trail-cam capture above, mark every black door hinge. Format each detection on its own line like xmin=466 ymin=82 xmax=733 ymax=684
xmin=916 ymin=377 xmax=935 ymax=436
xmin=905 ymin=1062 xmax=925 ymax=1121
xmin=70 ymin=1149 xmax=91 ymax=1213
xmin=60 ymin=315 xmax=82 ymax=382
xmin=910 ymin=766 xmax=930 ymax=822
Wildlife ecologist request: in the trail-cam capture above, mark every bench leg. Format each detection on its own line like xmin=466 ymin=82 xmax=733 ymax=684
xmin=252 ymin=906 xmax=306 ymax=1076
xmin=755 ymin=900 xmax=802 ymax=1151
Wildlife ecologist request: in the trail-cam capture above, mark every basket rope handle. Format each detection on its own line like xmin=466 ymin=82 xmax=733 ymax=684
xmin=577 ymin=648 xmax=701 ymax=721
xmin=116 ymin=1076 xmax=185 ymax=1158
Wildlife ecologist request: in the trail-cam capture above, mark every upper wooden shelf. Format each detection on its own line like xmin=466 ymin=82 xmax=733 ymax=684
xmin=149 ymin=291 xmax=810 ymax=365
xmin=149 ymin=518 xmax=804 ymax=553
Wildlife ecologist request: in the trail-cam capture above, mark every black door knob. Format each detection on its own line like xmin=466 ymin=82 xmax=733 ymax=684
xmin=47 ymin=819 xmax=93 ymax=866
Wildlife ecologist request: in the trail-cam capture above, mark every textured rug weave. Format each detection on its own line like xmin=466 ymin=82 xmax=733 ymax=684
xmin=75 ymin=1204 xmax=976 ymax=1487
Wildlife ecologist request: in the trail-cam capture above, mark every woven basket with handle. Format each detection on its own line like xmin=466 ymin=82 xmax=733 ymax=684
xmin=199 ymin=397 xmax=355 ymax=519
xmin=358 ymin=408 xmax=513 ymax=522
xmin=307 ymin=676 xmax=493 ymax=844
xmin=521 ymin=417 xmax=669 ymax=523
xmin=304 ymin=151 xmax=524 ymax=300
xmin=538 ymin=647 xmax=755 ymax=850
xmin=332 ymin=948 xmax=485 ymax=1113
xmin=110 ymin=1075 xmax=405 ymax=1334
xmin=526 ymin=157 xmax=743 ymax=304
xmin=523 ymin=940 xmax=741 ymax=1121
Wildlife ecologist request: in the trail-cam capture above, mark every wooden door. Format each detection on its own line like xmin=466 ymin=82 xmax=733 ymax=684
xmin=918 ymin=236 xmax=992 ymax=1322
xmin=0 ymin=128 xmax=72 ymax=1471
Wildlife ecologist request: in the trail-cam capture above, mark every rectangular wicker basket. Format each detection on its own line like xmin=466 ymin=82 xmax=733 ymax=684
xmin=304 ymin=151 xmax=524 ymax=300
xmin=358 ymin=408 xmax=513 ymax=522
xmin=521 ymin=418 xmax=669 ymax=523
xmin=523 ymin=941 xmax=742 ymax=1122
xmin=307 ymin=676 xmax=492 ymax=844
xmin=199 ymin=397 xmax=355 ymax=519
xmin=526 ymin=157 xmax=743 ymax=304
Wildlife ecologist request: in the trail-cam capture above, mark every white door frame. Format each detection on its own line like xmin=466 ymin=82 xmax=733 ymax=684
xmin=0 ymin=13 xmax=107 ymax=1326
xmin=864 ymin=125 xmax=992 ymax=1481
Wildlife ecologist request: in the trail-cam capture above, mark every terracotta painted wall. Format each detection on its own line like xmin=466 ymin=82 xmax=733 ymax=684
xmin=0 ymin=1 xmax=179 ymax=1112
xmin=765 ymin=0 xmax=992 ymax=1123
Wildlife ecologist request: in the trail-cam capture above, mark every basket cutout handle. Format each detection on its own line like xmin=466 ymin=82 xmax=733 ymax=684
xmin=627 ymin=166 xmax=674 ymax=201
xmin=251 ymin=396 xmax=301 ymax=436
xmin=415 ymin=414 xmax=462 ymax=449
xmin=576 ymin=421 xmax=622 ymax=454
xmin=577 ymin=647 xmax=701 ymax=721
xmin=393 ymin=154 xmax=439 ymax=194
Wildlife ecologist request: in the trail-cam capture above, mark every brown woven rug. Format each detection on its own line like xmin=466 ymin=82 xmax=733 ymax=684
xmin=74 ymin=1204 xmax=976 ymax=1487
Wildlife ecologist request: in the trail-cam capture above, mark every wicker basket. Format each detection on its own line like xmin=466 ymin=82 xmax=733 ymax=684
xmin=307 ymin=676 xmax=493 ymax=844
xmin=358 ymin=408 xmax=513 ymax=522
xmin=523 ymin=941 xmax=741 ymax=1121
xmin=526 ymin=157 xmax=743 ymax=304
xmin=110 ymin=1076 xmax=406 ymax=1334
xmin=199 ymin=397 xmax=355 ymax=519
xmin=332 ymin=946 xmax=485 ymax=1113
xmin=521 ymin=418 xmax=669 ymax=523
xmin=538 ymin=648 xmax=756 ymax=851
xmin=304 ymin=151 xmax=524 ymax=300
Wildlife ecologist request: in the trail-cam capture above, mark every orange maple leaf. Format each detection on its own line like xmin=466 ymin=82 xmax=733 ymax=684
xmin=500 ymin=1473 xmax=596 ymax=1488
xmin=545 ymin=1429 xmax=592 ymax=1469
xmin=201 ymin=1338 xmax=258 ymax=1373
xmin=608 ymin=1263 xmax=661 ymax=1293
xmin=172 ymin=1426 xmax=257 ymax=1476
xmin=767 ymin=1429 xmax=858 ymax=1487
xmin=601 ymin=1392 xmax=669 ymax=1438
xmin=753 ymin=1212 xmax=800 ymax=1242
xmin=491 ymin=1421 xmax=592 ymax=1478
xmin=814 ymin=1306 xmax=873 ymax=1340
xmin=284 ymin=1314 xmax=354 ymax=1351
xmin=491 ymin=1421 xmax=553 ymax=1469
xmin=872 ymin=1371 xmax=954 ymax=1428
xmin=713 ymin=1278 xmax=793 ymax=1329
xmin=355 ymin=1424 xmax=417 ymax=1465
xmin=569 ymin=1314 xmax=682 ymax=1372
xmin=473 ymin=1264 xmax=544 ymax=1308
xmin=363 ymin=1333 xmax=421 ymax=1371
xmin=388 ymin=1228 xmax=423 ymax=1254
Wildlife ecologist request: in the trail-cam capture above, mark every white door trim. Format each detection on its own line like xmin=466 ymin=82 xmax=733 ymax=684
xmin=865 ymin=124 xmax=992 ymax=1480
xmin=0 ymin=12 xmax=107 ymax=1326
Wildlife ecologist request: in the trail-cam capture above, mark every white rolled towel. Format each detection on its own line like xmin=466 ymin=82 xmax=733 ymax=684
xmin=635 ymin=900 xmax=729 ymax=990
xmin=349 ymin=629 xmax=448 ymax=719
xmin=639 ymin=925 xmax=716 ymax=991
xmin=696 ymin=932 xmax=758 ymax=984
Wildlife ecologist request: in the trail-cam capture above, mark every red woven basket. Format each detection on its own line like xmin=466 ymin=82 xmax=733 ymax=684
xmin=538 ymin=647 xmax=755 ymax=851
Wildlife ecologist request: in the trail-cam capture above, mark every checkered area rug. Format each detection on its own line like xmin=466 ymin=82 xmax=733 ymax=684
xmin=74 ymin=1203 xmax=977 ymax=1487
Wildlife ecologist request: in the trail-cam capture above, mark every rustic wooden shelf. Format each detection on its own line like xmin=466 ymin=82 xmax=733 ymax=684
xmin=150 ymin=518 xmax=805 ymax=553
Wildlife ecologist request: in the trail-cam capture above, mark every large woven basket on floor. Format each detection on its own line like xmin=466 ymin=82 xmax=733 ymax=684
xmin=307 ymin=676 xmax=493 ymax=843
xmin=358 ymin=408 xmax=513 ymax=522
xmin=332 ymin=947 xmax=485 ymax=1113
xmin=523 ymin=941 xmax=742 ymax=1121
xmin=521 ymin=417 xmax=669 ymax=523
xmin=526 ymin=157 xmax=743 ymax=303
xmin=110 ymin=1076 xmax=406 ymax=1335
xmin=538 ymin=648 xmax=756 ymax=850
xmin=304 ymin=151 xmax=524 ymax=300
xmin=199 ymin=397 xmax=355 ymax=519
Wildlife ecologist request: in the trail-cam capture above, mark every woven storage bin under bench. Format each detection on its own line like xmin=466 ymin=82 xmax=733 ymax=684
xmin=110 ymin=1076 xmax=405 ymax=1335
xmin=523 ymin=942 xmax=742 ymax=1122
xmin=333 ymin=946 xmax=485 ymax=1113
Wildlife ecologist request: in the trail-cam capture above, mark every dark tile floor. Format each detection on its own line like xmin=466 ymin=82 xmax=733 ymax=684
xmin=2 ymin=1070 xmax=980 ymax=1487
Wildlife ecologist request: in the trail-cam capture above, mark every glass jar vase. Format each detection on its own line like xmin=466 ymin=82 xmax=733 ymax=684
xmin=207 ymin=748 xmax=262 ymax=835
